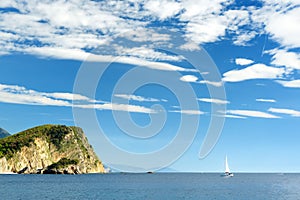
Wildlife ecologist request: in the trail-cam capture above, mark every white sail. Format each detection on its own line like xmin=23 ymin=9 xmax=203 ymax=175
xmin=225 ymin=155 xmax=230 ymax=173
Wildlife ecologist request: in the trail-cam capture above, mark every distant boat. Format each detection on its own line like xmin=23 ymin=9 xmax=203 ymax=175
xmin=222 ymin=155 xmax=234 ymax=177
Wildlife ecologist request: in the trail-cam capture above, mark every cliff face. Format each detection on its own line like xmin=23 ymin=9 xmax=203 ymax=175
xmin=0 ymin=125 xmax=105 ymax=174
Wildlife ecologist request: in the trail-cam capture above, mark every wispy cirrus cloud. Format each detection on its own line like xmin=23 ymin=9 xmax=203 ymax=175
xmin=0 ymin=83 xmax=156 ymax=114
xmin=222 ymin=64 xmax=285 ymax=82
xmin=170 ymin=109 xmax=204 ymax=115
xmin=0 ymin=83 xmax=74 ymax=107
xmin=179 ymin=75 xmax=223 ymax=87
xmin=77 ymin=103 xmax=156 ymax=114
xmin=268 ymin=107 xmax=300 ymax=117
xmin=198 ymin=80 xmax=223 ymax=87
xmin=198 ymin=98 xmax=229 ymax=105
xmin=24 ymin=46 xmax=195 ymax=72
xmin=217 ymin=110 xmax=246 ymax=119
xmin=114 ymin=94 xmax=164 ymax=102
xmin=223 ymin=114 xmax=246 ymax=119
xmin=115 ymin=46 xmax=184 ymax=62
xmin=227 ymin=109 xmax=280 ymax=119
xmin=256 ymin=98 xmax=276 ymax=103
xmin=276 ymin=80 xmax=300 ymax=88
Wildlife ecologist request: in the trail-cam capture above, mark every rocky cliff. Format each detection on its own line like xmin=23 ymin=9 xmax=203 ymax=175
xmin=0 ymin=125 xmax=105 ymax=174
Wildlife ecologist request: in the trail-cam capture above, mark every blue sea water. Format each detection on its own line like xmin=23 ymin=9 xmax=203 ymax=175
xmin=1 ymin=173 xmax=300 ymax=200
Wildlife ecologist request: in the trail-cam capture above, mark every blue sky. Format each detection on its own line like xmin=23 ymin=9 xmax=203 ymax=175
xmin=1 ymin=0 xmax=300 ymax=172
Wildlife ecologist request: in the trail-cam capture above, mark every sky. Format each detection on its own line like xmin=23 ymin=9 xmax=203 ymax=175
xmin=0 ymin=0 xmax=300 ymax=172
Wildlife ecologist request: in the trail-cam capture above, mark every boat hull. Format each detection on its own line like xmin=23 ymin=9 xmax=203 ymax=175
xmin=221 ymin=173 xmax=234 ymax=177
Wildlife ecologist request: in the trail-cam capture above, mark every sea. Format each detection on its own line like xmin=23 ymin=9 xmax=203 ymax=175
xmin=1 ymin=173 xmax=300 ymax=200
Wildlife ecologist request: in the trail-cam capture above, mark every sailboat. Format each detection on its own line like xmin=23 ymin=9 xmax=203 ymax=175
xmin=222 ymin=155 xmax=234 ymax=177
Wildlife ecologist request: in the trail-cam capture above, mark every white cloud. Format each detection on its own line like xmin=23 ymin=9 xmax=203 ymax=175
xmin=217 ymin=110 xmax=246 ymax=119
xmin=179 ymin=75 xmax=224 ymax=87
xmin=179 ymin=41 xmax=201 ymax=51
xmin=225 ymin=9 xmax=250 ymax=31
xmin=264 ymin=6 xmax=300 ymax=49
xmin=198 ymin=80 xmax=223 ymax=87
xmin=78 ymin=103 xmax=155 ymax=114
xmin=235 ymin=58 xmax=254 ymax=66
xmin=198 ymin=98 xmax=229 ymax=105
xmin=170 ymin=109 xmax=204 ymax=115
xmin=41 ymin=92 xmax=94 ymax=102
xmin=0 ymin=0 xmax=299 ymax=75
xmin=222 ymin=64 xmax=285 ymax=82
xmin=267 ymin=49 xmax=300 ymax=70
xmin=118 ymin=27 xmax=171 ymax=42
xmin=144 ymin=0 xmax=182 ymax=20
xmin=222 ymin=114 xmax=246 ymax=119
xmin=24 ymin=46 xmax=195 ymax=72
xmin=184 ymin=17 xmax=227 ymax=44
xmin=233 ymin=31 xmax=257 ymax=46
xmin=114 ymin=94 xmax=161 ymax=102
xmin=268 ymin=107 xmax=300 ymax=117
xmin=0 ymin=84 xmax=73 ymax=107
xmin=256 ymin=99 xmax=276 ymax=103
xmin=0 ymin=83 xmax=155 ymax=114
xmin=114 ymin=56 xmax=196 ymax=72
xmin=179 ymin=75 xmax=198 ymax=82
xmin=227 ymin=109 xmax=280 ymax=118
xmin=178 ymin=0 xmax=231 ymax=45
xmin=179 ymin=0 xmax=257 ymax=46
xmin=224 ymin=9 xmax=256 ymax=45
xmin=0 ymin=0 xmax=188 ymax=72
xmin=0 ymin=1 xmax=17 ymax=7
xmin=23 ymin=46 xmax=94 ymax=61
xmin=200 ymin=72 xmax=209 ymax=75
xmin=180 ymin=0 xmax=230 ymax=20
xmin=249 ymin=1 xmax=300 ymax=50
xmin=276 ymin=80 xmax=300 ymax=88
xmin=115 ymin=46 xmax=183 ymax=61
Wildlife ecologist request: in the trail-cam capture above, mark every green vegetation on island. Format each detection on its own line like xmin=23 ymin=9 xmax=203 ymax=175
xmin=0 ymin=125 xmax=69 ymax=159
xmin=47 ymin=158 xmax=79 ymax=170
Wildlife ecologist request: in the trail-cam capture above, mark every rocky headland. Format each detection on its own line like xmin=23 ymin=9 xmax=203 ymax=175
xmin=0 ymin=125 xmax=105 ymax=174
